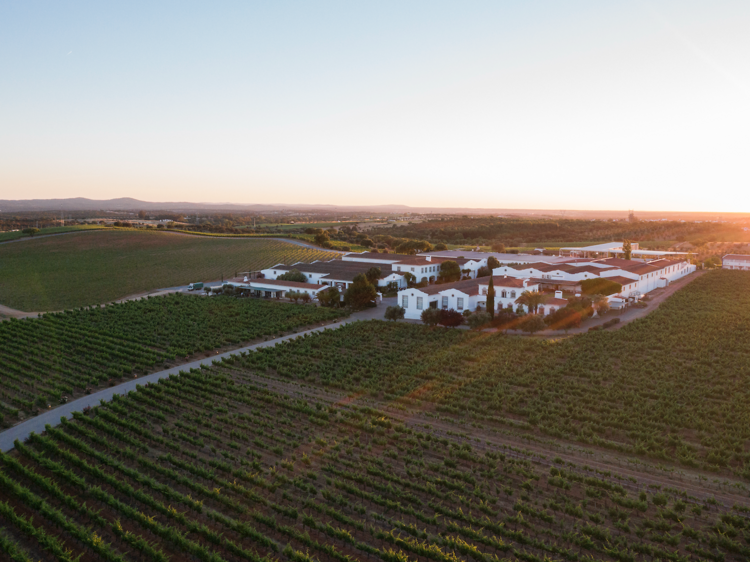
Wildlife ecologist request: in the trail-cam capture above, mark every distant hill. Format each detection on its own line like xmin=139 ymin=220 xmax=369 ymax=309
xmin=0 ymin=198 xmax=747 ymax=220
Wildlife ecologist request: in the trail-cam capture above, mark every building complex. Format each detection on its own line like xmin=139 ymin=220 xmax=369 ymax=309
xmin=222 ymin=244 xmax=697 ymax=319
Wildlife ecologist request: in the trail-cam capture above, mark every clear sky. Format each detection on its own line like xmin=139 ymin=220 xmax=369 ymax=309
xmin=1 ymin=1 xmax=749 ymax=212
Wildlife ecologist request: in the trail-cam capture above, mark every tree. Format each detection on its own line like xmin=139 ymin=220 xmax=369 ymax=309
xmin=544 ymin=307 xmax=582 ymax=332
xmin=476 ymin=266 xmax=490 ymax=278
xmin=467 ymin=311 xmax=491 ymax=330
xmin=438 ymin=308 xmax=464 ymax=328
xmin=487 ymin=256 xmax=501 ymax=271
xmin=438 ymin=261 xmax=461 ymax=283
xmin=138 ymin=210 xmax=147 ymax=219
xmin=517 ymin=290 xmax=545 ymax=314
xmin=344 ymin=274 xmax=378 ymax=309
xmin=365 ymin=267 xmax=382 ymax=285
xmin=434 ymin=243 xmax=448 ymax=251
xmin=278 ymin=269 xmax=307 ymax=283
xmin=519 ymin=314 xmax=546 ymax=334
xmin=492 ymin=308 xmax=518 ymax=333
xmin=314 ymin=232 xmax=330 ymax=246
xmin=486 ymin=275 xmax=496 ymax=319
xmin=421 ymin=307 xmax=441 ymax=326
xmin=384 ymin=305 xmax=405 ymax=321
xmin=317 ymin=287 xmax=340 ymax=307
xmin=623 ymin=240 xmax=632 ymax=260
xmin=593 ymin=295 xmax=610 ymax=316
xmin=403 ymin=272 xmax=417 ymax=287
xmin=395 ymin=239 xmax=433 ymax=255
xmin=22 ymin=228 xmax=40 ymax=237
xmin=286 ymin=290 xmax=302 ymax=303
xmin=491 ymin=242 xmax=506 ymax=253
xmin=300 ymin=293 xmax=311 ymax=304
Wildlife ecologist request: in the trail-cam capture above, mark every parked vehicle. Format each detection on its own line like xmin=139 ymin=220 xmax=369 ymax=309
xmin=188 ymin=282 xmax=204 ymax=291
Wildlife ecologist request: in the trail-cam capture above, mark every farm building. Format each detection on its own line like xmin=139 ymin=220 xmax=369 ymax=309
xmin=224 ymin=278 xmax=328 ymax=299
xmin=722 ymin=254 xmax=750 ymax=270
xmin=397 ymin=276 xmax=546 ymax=320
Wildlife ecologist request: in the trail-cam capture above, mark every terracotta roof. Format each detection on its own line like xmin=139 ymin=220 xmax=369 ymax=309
xmin=568 ymin=265 xmax=612 ymax=274
xmin=273 ymin=261 xmax=377 ymax=282
xmin=723 ymin=254 xmax=750 ymax=262
xmin=485 ymin=276 xmax=527 ymax=288
xmin=344 ymin=252 xmax=413 ymax=261
xmin=251 ymin=279 xmax=326 ymax=289
xmin=403 ymin=275 xmax=531 ymax=297
xmin=594 ymin=258 xmax=647 ymax=268
xmin=605 ymin=275 xmax=637 ymax=286
xmin=228 ymin=278 xmax=326 ymax=290
xmin=529 ymin=278 xmax=580 ymax=287
xmin=621 ymin=263 xmax=659 ymax=275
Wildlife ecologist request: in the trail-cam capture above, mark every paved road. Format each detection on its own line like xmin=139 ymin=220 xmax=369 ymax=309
xmin=0 ymin=300 xmax=393 ymax=453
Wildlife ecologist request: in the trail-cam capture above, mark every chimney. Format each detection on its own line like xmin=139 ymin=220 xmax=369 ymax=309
xmin=425 ymin=255 xmax=431 ymax=262
xmin=555 ymin=290 xmax=562 ymax=299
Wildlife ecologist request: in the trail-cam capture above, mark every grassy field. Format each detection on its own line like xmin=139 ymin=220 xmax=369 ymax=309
xmin=0 ymin=230 xmax=340 ymax=311
xmin=0 ymin=294 xmax=347 ymax=425
xmin=1 ymin=361 xmax=748 ymax=561
xmin=0 ymin=224 xmax=104 ymax=242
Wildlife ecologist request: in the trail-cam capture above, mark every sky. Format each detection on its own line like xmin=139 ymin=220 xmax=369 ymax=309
xmin=1 ymin=1 xmax=749 ymax=212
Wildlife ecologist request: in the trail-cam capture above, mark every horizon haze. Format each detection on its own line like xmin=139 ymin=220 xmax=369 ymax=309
xmin=2 ymin=1 xmax=749 ymax=212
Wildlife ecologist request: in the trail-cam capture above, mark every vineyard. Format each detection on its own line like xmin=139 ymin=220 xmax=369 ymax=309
xmin=235 ymin=270 xmax=750 ymax=479
xmin=0 ymin=230 xmax=340 ymax=311
xmin=0 ymin=294 xmax=346 ymax=426
xmin=0 ymin=364 xmax=748 ymax=561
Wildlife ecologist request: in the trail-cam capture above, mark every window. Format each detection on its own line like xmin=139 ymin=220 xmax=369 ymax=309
xmin=402 ymin=295 xmax=408 ymax=308
xmin=501 ymin=290 xmax=507 ymax=298
xmin=457 ymin=298 xmax=464 ymax=310
xmin=411 ymin=267 xmax=415 ymax=272
xmin=510 ymin=291 xmax=516 ymax=298
xmin=539 ymin=307 xmax=545 ymax=315
xmin=442 ymin=296 xmax=448 ymax=309
xmin=417 ymin=297 xmax=423 ymax=310
xmin=397 ymin=266 xmax=401 ymax=272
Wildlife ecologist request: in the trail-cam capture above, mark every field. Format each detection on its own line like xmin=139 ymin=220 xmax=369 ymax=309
xmin=0 ymin=225 xmax=104 ymax=243
xmin=1 ymin=365 xmax=749 ymax=561
xmin=0 ymin=230 xmax=340 ymax=311
xmin=233 ymin=270 xmax=750 ymax=479
xmin=0 ymin=294 xmax=347 ymax=425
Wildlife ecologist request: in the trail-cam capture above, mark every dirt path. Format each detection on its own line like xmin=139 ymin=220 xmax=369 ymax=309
xmin=236 ymin=369 xmax=749 ymax=510
xmin=0 ymin=302 xmax=391 ymax=452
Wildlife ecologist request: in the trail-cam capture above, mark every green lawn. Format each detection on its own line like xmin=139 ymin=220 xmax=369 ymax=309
xmin=0 ymin=230 xmax=340 ymax=311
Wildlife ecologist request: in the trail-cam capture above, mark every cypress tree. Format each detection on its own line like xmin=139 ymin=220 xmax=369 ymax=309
xmin=487 ymin=275 xmax=496 ymax=319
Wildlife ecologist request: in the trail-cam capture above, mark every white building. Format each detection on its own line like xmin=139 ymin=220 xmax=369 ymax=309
xmin=398 ymin=276 xmax=546 ymax=320
xmin=224 ymin=278 xmax=327 ymax=300
xmin=722 ymin=254 xmax=750 ymax=270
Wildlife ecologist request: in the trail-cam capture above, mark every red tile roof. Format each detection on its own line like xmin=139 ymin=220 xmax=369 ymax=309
xmin=723 ymin=254 xmax=750 ymax=262
xmin=605 ymin=275 xmax=637 ymax=286
xmin=228 ymin=278 xmax=326 ymax=290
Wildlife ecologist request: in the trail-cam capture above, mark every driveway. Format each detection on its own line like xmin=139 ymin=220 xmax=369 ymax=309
xmin=0 ymin=303 xmax=388 ymax=452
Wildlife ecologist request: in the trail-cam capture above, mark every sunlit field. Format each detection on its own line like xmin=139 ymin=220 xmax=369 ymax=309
xmin=0 ymin=230 xmax=340 ymax=311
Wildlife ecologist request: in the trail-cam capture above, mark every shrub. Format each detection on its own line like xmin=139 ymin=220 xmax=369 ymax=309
xmin=467 ymin=312 xmax=491 ymax=330
xmin=384 ymin=306 xmax=406 ymax=321
xmin=581 ymin=278 xmax=622 ymax=297
xmin=438 ymin=309 xmax=464 ymax=328
xmin=421 ymin=307 xmax=441 ymax=326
